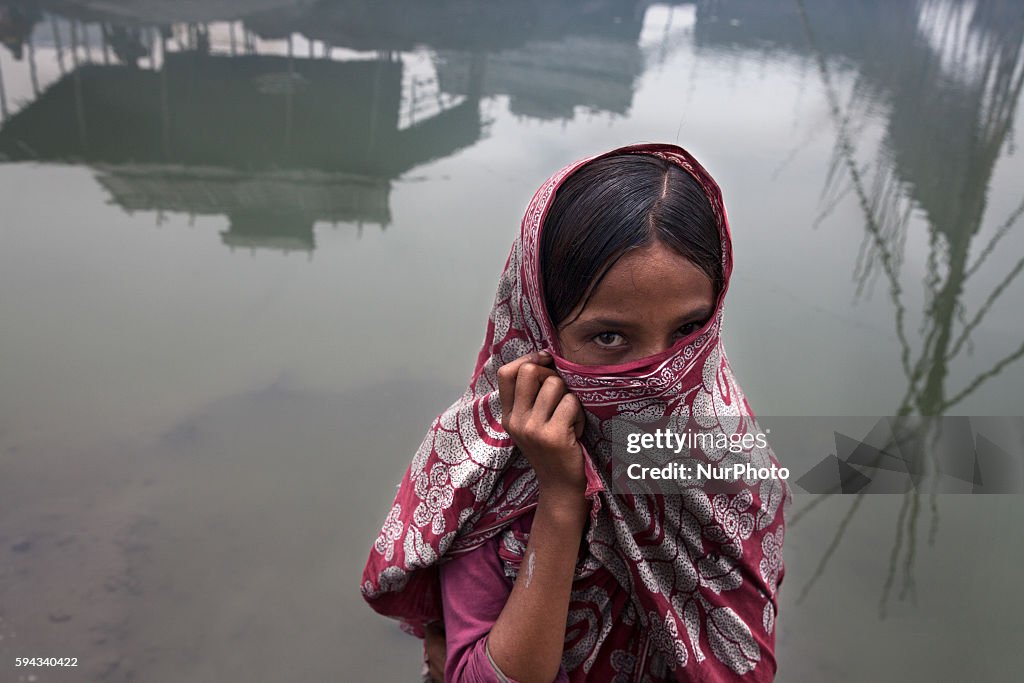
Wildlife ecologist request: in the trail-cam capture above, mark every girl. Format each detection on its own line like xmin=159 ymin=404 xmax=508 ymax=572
xmin=362 ymin=142 xmax=789 ymax=682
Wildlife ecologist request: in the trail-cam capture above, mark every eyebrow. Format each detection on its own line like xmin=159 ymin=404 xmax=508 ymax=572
xmin=573 ymin=306 xmax=714 ymax=330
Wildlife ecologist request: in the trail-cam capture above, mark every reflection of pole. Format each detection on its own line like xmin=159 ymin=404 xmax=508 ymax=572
xmin=73 ymin=59 xmax=87 ymax=152
xmin=409 ymin=71 xmax=417 ymax=127
xmin=67 ymin=16 xmax=87 ymax=151
xmin=0 ymin=54 xmax=8 ymax=121
xmin=71 ymin=21 xmax=81 ymax=63
xmin=160 ymin=32 xmax=170 ymax=161
xmin=28 ymin=33 xmax=39 ymax=96
xmin=367 ymin=56 xmax=383 ymax=152
xmin=101 ymin=24 xmax=110 ymax=64
xmin=229 ymin=21 xmax=236 ymax=56
xmin=83 ymin=22 xmax=93 ymax=63
xmin=70 ymin=21 xmax=80 ymax=68
xmin=51 ymin=16 xmax=65 ymax=75
xmin=285 ymin=34 xmax=294 ymax=147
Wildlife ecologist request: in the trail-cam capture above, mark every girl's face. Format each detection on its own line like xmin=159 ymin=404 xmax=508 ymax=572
xmin=555 ymin=241 xmax=716 ymax=366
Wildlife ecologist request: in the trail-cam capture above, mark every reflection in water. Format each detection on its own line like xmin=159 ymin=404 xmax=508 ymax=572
xmin=0 ymin=0 xmax=674 ymax=253
xmin=2 ymin=1 xmax=1024 ymax=681
xmin=0 ymin=12 xmax=481 ymax=252
xmin=747 ymin=0 xmax=1024 ymax=618
xmin=0 ymin=3 xmax=36 ymax=62
xmin=0 ymin=47 xmax=483 ymax=250
xmin=245 ymin=0 xmax=657 ymax=120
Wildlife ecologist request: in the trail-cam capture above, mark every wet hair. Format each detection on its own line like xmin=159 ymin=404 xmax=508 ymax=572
xmin=539 ymin=154 xmax=723 ymax=329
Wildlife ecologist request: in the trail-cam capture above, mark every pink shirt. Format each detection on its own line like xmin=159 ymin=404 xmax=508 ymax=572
xmin=439 ymin=520 xmax=570 ymax=683
xmin=435 ymin=510 xmax=782 ymax=683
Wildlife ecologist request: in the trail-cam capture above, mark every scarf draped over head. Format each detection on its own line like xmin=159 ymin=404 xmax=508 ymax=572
xmin=361 ymin=142 xmax=790 ymax=680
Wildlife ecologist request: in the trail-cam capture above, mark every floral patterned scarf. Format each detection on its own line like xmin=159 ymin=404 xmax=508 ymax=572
xmin=361 ymin=142 xmax=790 ymax=681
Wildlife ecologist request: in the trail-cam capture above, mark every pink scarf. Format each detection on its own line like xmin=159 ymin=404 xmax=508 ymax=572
xmin=362 ymin=143 xmax=790 ymax=681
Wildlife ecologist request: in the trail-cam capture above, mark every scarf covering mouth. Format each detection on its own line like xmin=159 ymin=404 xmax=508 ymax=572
xmin=361 ymin=142 xmax=790 ymax=681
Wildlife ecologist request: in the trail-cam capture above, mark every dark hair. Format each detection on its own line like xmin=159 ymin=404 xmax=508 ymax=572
xmin=539 ymin=154 xmax=723 ymax=328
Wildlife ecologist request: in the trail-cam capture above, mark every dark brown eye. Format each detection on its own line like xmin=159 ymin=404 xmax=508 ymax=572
xmin=593 ymin=332 xmax=627 ymax=348
xmin=677 ymin=321 xmax=702 ymax=337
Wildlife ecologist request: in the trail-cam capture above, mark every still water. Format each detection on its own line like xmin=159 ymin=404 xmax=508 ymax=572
xmin=1 ymin=1 xmax=1022 ymax=681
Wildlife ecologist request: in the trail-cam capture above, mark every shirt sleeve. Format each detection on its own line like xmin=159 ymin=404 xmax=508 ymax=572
xmin=439 ymin=535 xmax=570 ymax=683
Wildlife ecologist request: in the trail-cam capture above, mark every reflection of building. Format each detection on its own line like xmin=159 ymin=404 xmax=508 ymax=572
xmin=0 ymin=51 xmax=483 ymax=173
xmin=435 ymin=36 xmax=643 ymax=121
xmin=245 ymin=0 xmax=658 ymax=53
xmin=0 ymin=48 xmax=483 ymax=252
xmin=246 ymin=0 xmax=660 ymax=121
xmin=8 ymin=0 xmax=682 ymax=123
xmin=95 ymin=166 xmax=391 ymax=253
xmin=0 ymin=0 xmax=691 ymax=251
xmin=29 ymin=0 xmax=309 ymax=25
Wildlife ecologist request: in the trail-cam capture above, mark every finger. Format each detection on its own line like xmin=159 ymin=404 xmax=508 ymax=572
xmin=497 ymin=350 xmax=552 ymax=420
xmin=551 ymin=391 xmax=584 ymax=437
xmin=531 ymin=374 xmax=568 ymax=422
xmin=513 ymin=362 xmax=556 ymax=416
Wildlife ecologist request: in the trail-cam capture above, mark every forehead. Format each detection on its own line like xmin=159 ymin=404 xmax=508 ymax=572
xmin=568 ymin=242 xmax=715 ymax=325
xmin=592 ymin=243 xmax=710 ymax=300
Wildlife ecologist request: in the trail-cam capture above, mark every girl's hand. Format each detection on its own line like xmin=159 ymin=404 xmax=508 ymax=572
xmin=497 ymin=351 xmax=586 ymax=499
